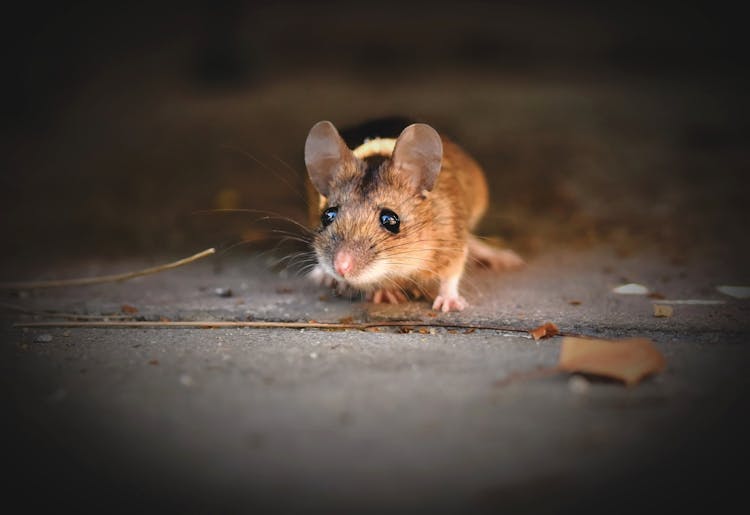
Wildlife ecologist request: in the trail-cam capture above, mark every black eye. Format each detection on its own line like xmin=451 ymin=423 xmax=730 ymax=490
xmin=321 ymin=207 xmax=338 ymax=227
xmin=379 ymin=209 xmax=400 ymax=234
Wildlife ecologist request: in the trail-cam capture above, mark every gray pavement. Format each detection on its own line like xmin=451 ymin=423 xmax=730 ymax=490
xmin=2 ymin=246 xmax=748 ymax=513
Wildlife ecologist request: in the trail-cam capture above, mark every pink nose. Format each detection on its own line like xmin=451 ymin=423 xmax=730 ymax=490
xmin=334 ymin=250 xmax=354 ymax=277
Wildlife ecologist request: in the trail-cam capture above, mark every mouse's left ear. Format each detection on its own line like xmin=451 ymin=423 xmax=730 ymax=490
xmin=391 ymin=123 xmax=443 ymax=192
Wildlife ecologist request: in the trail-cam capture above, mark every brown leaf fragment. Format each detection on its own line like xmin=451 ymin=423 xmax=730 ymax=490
xmin=338 ymin=316 xmax=354 ymax=324
xmin=529 ymin=322 xmax=559 ymax=340
xmin=648 ymin=292 xmax=666 ymax=300
xmin=558 ymin=337 xmax=666 ymax=386
xmin=569 ymin=300 xmax=582 ymax=306
xmin=653 ymin=304 xmax=673 ymax=317
xmin=463 ymin=328 xmax=476 ymax=334
xmin=121 ymin=304 xmax=138 ymax=314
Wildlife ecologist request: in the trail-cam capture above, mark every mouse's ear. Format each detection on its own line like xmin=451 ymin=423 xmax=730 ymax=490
xmin=391 ymin=123 xmax=443 ymax=192
xmin=305 ymin=121 xmax=356 ymax=197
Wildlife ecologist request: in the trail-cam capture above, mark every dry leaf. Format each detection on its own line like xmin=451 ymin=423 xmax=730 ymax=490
xmin=529 ymin=322 xmax=559 ymax=340
xmin=569 ymin=300 xmax=582 ymax=306
xmin=653 ymin=304 xmax=673 ymax=317
xmin=121 ymin=304 xmax=138 ymax=314
xmin=558 ymin=337 xmax=666 ymax=386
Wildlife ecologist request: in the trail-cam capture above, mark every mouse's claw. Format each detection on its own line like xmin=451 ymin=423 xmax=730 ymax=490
xmin=432 ymin=294 xmax=467 ymax=312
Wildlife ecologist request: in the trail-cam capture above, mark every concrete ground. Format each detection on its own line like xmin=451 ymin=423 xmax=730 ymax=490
xmin=2 ymin=247 xmax=748 ymax=513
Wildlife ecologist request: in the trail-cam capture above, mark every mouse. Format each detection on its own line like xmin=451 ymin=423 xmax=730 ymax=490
xmin=303 ymin=118 xmax=523 ymax=312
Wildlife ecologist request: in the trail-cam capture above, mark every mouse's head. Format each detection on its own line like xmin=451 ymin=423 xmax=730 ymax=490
xmin=305 ymin=120 xmax=443 ymax=289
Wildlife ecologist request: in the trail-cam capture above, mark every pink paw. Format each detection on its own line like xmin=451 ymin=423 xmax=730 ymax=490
xmin=432 ymin=295 xmax=467 ymax=312
xmin=368 ymin=288 xmax=409 ymax=304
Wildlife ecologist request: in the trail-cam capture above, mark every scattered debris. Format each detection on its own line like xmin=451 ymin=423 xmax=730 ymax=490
xmin=716 ymin=285 xmax=750 ymax=299
xmin=612 ymin=283 xmax=649 ymax=295
xmin=34 ymin=333 xmax=53 ymax=343
xmin=121 ymin=304 xmax=139 ymax=314
xmin=569 ymin=300 xmax=582 ymax=306
xmin=558 ymin=337 xmax=666 ymax=386
xmin=529 ymin=322 xmax=559 ymax=340
xmin=148 ymin=359 xmax=160 ymax=366
xmin=653 ymin=304 xmax=674 ymax=318
xmin=647 ymin=292 xmax=666 ymax=299
xmin=214 ymin=287 xmax=233 ymax=298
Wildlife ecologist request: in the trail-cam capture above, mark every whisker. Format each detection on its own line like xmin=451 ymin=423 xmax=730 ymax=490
xmin=219 ymin=144 xmax=307 ymax=204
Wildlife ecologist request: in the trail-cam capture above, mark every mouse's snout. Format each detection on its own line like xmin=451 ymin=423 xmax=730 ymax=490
xmin=328 ymin=241 xmax=376 ymax=285
xmin=334 ymin=249 xmax=355 ymax=277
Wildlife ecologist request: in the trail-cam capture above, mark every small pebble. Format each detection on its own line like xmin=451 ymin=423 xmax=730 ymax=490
xmin=214 ymin=287 xmax=233 ymax=298
xmin=613 ymin=283 xmax=649 ymax=295
xmin=309 ymin=352 xmax=318 ymax=359
xmin=34 ymin=333 xmax=53 ymax=343
xmin=179 ymin=374 xmax=194 ymax=387
xmin=568 ymin=375 xmax=590 ymax=394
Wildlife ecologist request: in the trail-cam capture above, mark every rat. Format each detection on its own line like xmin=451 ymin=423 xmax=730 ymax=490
xmin=304 ymin=118 xmax=523 ymax=312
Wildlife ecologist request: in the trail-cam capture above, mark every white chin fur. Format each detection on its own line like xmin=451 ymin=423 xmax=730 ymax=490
xmin=316 ymin=257 xmax=390 ymax=290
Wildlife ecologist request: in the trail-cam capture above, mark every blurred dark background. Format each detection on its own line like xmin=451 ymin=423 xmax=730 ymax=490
xmin=1 ymin=1 xmax=748 ymax=274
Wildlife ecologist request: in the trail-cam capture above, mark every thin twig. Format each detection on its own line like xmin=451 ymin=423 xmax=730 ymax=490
xmin=0 ymin=248 xmax=216 ymax=290
xmin=11 ymin=319 xmax=582 ymax=337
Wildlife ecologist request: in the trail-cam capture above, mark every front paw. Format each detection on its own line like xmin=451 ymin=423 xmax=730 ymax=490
xmin=432 ymin=294 xmax=467 ymax=312
xmin=367 ymin=288 xmax=409 ymax=304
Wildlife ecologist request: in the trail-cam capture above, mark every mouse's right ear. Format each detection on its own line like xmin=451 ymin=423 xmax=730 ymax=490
xmin=304 ymin=121 xmax=356 ymax=197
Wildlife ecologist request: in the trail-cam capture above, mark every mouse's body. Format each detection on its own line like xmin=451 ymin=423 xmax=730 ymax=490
xmin=304 ymin=118 xmax=522 ymax=312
